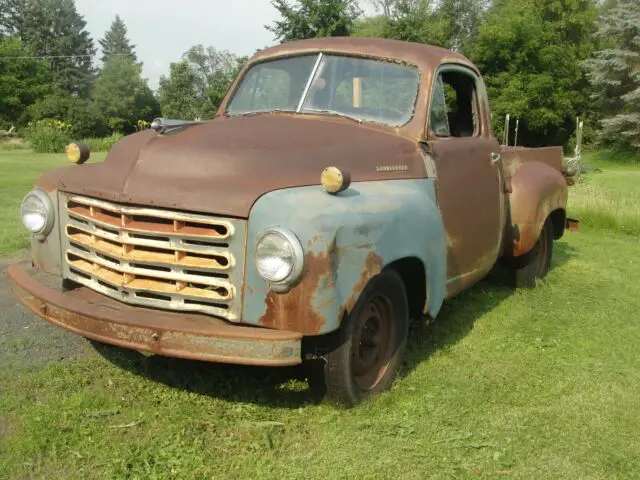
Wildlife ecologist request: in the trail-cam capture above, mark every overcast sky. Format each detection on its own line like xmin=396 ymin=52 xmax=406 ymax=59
xmin=75 ymin=1 xmax=377 ymax=90
xmin=75 ymin=0 xmax=282 ymax=90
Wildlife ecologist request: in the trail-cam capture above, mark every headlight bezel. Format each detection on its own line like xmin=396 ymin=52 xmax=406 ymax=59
xmin=254 ymin=227 xmax=304 ymax=290
xmin=20 ymin=189 xmax=55 ymax=240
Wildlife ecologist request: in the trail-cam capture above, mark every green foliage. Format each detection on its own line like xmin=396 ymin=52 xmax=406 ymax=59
xmin=22 ymin=119 xmax=72 ymax=153
xmin=471 ymin=0 xmax=598 ymax=148
xmin=351 ymin=14 xmax=388 ymax=37
xmin=157 ymin=61 xmax=201 ymax=120
xmin=356 ymin=0 xmax=487 ymax=53
xmin=582 ymin=0 xmax=640 ymax=150
xmin=183 ymin=45 xmax=247 ymax=114
xmin=0 ymin=37 xmax=51 ymax=126
xmin=92 ymin=56 xmax=159 ymax=133
xmin=25 ymin=92 xmax=108 ymax=139
xmin=267 ymin=0 xmax=360 ymax=42
xmin=0 ymin=0 xmax=27 ymax=38
xmin=19 ymin=0 xmax=96 ymax=97
xmin=80 ymin=132 xmax=124 ymax=152
xmin=159 ymin=46 xmax=245 ymax=120
xmin=99 ymin=15 xmax=137 ymax=64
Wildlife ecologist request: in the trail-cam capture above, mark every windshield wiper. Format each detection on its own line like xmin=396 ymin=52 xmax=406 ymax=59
xmin=240 ymin=109 xmax=294 ymax=117
xmin=302 ymin=109 xmax=363 ymax=124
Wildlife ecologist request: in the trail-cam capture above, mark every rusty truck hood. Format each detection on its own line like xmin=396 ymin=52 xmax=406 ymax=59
xmin=39 ymin=115 xmax=426 ymax=218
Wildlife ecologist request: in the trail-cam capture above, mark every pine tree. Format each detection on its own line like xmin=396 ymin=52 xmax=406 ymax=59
xmin=267 ymin=0 xmax=361 ymax=42
xmin=582 ymin=0 xmax=640 ymax=149
xmin=0 ymin=0 xmax=27 ymax=38
xmin=20 ymin=0 xmax=96 ymax=97
xmin=99 ymin=15 xmax=137 ymax=64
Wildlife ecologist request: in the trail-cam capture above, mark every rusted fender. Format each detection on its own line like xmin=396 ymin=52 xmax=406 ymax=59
xmin=242 ymin=179 xmax=448 ymax=336
xmin=509 ymin=162 xmax=568 ymax=258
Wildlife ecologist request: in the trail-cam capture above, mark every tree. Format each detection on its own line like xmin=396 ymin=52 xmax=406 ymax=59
xmin=157 ymin=61 xmax=201 ymax=120
xmin=183 ymin=45 xmax=246 ymax=116
xmin=0 ymin=0 xmax=27 ymax=38
xmin=0 ymin=37 xmax=51 ymax=127
xmin=25 ymin=92 xmax=107 ymax=138
xmin=267 ymin=0 xmax=361 ymax=42
xmin=19 ymin=0 xmax=96 ymax=97
xmin=434 ymin=0 xmax=488 ymax=52
xmin=355 ymin=0 xmax=487 ymax=54
xmin=92 ymin=56 xmax=159 ymax=133
xmin=582 ymin=0 xmax=640 ymax=149
xmin=471 ymin=0 xmax=598 ymax=147
xmin=99 ymin=15 xmax=137 ymax=64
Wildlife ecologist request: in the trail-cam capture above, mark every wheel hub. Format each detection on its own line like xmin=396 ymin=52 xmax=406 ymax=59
xmin=351 ymin=295 xmax=395 ymax=390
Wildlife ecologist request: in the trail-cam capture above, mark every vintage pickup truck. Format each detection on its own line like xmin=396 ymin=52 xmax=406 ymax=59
xmin=9 ymin=37 xmax=576 ymax=406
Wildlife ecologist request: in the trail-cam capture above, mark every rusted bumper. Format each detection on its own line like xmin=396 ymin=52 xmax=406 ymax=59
xmin=8 ymin=264 xmax=302 ymax=366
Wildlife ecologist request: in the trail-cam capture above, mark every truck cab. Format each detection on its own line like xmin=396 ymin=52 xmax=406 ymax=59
xmin=10 ymin=37 xmax=574 ymax=407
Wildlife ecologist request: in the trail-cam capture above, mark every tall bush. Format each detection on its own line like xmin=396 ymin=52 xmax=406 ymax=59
xmin=22 ymin=119 xmax=73 ymax=153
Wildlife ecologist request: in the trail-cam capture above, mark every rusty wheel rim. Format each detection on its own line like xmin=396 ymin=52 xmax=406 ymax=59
xmin=351 ymin=294 xmax=396 ymax=391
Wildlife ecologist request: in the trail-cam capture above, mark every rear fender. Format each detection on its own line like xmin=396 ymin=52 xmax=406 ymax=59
xmin=508 ymin=162 xmax=568 ymax=258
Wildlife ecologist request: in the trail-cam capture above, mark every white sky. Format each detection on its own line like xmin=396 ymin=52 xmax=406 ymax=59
xmin=75 ymin=0 xmax=377 ymax=90
xmin=75 ymin=0 xmax=282 ymax=90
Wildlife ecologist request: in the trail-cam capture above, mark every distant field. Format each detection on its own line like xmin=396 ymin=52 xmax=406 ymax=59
xmin=568 ymin=150 xmax=640 ymax=236
xmin=0 ymin=150 xmax=106 ymax=256
xmin=1 ymin=149 xmax=639 ymax=479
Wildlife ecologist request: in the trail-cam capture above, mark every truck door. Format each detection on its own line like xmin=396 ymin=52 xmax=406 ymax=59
xmin=427 ymin=67 xmax=504 ymax=297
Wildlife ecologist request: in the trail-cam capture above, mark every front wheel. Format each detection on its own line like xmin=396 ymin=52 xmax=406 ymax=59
xmin=322 ymin=269 xmax=409 ymax=407
xmin=509 ymin=218 xmax=554 ymax=288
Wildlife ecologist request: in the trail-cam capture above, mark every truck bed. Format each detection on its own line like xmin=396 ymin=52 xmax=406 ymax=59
xmin=500 ymin=146 xmax=565 ymax=176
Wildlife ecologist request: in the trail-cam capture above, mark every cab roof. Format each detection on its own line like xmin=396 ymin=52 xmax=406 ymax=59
xmin=251 ymin=37 xmax=478 ymax=74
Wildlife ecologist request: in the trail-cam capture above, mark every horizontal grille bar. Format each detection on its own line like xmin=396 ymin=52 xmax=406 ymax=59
xmin=67 ymin=254 xmax=232 ymax=301
xmin=66 ymin=225 xmax=232 ymax=270
xmin=61 ymin=194 xmax=245 ymax=321
xmin=67 ymin=196 xmax=234 ymax=239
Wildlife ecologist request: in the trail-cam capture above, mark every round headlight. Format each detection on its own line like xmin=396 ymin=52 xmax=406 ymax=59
xmin=20 ymin=189 xmax=54 ymax=238
xmin=255 ymin=228 xmax=304 ymax=287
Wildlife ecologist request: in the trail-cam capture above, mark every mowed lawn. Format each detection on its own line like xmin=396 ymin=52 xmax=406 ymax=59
xmin=0 ymin=150 xmax=106 ymax=256
xmin=1 ymin=149 xmax=640 ymax=479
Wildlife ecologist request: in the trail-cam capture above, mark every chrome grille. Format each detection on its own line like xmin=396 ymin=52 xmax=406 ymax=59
xmin=60 ymin=194 xmax=246 ymax=320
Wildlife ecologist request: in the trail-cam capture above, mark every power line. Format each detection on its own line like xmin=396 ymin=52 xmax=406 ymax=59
xmin=0 ymin=53 xmax=134 ymax=60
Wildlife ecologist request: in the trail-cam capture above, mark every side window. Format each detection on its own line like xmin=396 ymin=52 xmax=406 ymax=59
xmin=430 ymin=75 xmax=450 ymax=137
xmin=429 ymin=70 xmax=479 ymax=138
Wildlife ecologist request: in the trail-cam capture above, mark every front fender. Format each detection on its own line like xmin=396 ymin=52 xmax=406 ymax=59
xmin=509 ymin=162 xmax=568 ymax=257
xmin=241 ymin=179 xmax=447 ymax=336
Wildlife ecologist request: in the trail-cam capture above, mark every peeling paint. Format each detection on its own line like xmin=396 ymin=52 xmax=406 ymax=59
xmin=243 ymin=179 xmax=447 ymax=336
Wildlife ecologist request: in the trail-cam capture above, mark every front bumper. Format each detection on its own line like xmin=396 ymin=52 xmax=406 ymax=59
xmin=8 ymin=264 xmax=302 ymax=366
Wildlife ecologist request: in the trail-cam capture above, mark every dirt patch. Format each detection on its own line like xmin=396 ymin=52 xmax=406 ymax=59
xmin=0 ymin=255 xmax=88 ymax=370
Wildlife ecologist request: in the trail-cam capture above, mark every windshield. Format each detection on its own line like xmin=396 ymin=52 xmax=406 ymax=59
xmin=226 ymin=54 xmax=420 ymax=127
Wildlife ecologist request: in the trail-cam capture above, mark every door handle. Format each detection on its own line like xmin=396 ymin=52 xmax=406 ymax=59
xmin=490 ymin=152 xmax=502 ymax=166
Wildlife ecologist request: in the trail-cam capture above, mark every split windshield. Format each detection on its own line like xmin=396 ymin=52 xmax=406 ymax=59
xmin=226 ymin=53 xmax=420 ymax=127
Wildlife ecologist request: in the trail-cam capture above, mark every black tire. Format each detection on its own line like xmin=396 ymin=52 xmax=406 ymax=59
xmin=510 ymin=218 xmax=554 ymax=288
xmin=323 ymin=269 xmax=409 ymax=407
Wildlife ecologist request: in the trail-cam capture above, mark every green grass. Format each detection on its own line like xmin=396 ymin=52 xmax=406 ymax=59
xmin=568 ymin=150 xmax=640 ymax=236
xmin=0 ymin=150 xmax=105 ymax=256
xmin=1 ymin=231 xmax=639 ymax=479
xmin=1 ymin=149 xmax=640 ymax=479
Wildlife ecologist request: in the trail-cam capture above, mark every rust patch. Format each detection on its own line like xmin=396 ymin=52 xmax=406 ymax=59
xmin=341 ymin=251 xmax=383 ymax=316
xmin=259 ymin=244 xmax=334 ymax=335
xmin=8 ymin=264 xmax=302 ymax=366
